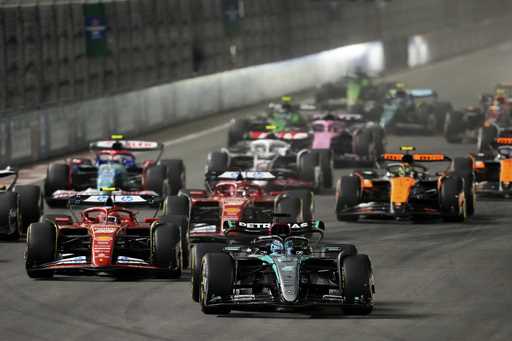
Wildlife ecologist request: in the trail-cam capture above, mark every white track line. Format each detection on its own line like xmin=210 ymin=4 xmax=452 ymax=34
xmin=18 ymin=122 xmax=231 ymax=185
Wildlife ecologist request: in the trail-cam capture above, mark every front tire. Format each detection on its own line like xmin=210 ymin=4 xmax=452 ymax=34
xmin=200 ymin=253 xmax=233 ymax=315
xmin=14 ymin=185 xmax=42 ymax=234
xmin=191 ymin=243 xmax=226 ymax=302
xmin=26 ymin=222 xmax=56 ymax=278
xmin=152 ymin=223 xmax=182 ymax=278
xmin=159 ymin=159 xmax=186 ymax=195
xmin=341 ymin=254 xmax=374 ymax=315
xmin=336 ymin=176 xmax=361 ymax=221
xmin=440 ymin=176 xmax=466 ymax=222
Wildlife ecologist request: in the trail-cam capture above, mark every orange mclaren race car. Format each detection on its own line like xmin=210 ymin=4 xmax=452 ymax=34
xmin=162 ymin=171 xmax=315 ymax=302
xmin=335 ymin=147 xmax=475 ymax=222
xmin=472 ymin=137 xmax=512 ymax=196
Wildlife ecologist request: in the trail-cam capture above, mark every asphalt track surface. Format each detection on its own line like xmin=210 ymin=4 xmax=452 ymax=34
xmin=2 ymin=42 xmax=512 ymax=341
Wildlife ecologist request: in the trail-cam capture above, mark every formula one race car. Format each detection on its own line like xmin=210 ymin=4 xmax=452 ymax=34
xmin=162 ymin=171 xmax=315 ymax=302
xmin=206 ymin=139 xmax=331 ymax=191
xmin=311 ymin=112 xmax=385 ymax=168
xmin=25 ymin=190 xmax=187 ymax=279
xmin=0 ymin=167 xmax=42 ymax=239
xmin=443 ymin=106 xmax=485 ymax=143
xmin=44 ymin=136 xmax=185 ymax=207
xmin=380 ymin=88 xmax=452 ymax=134
xmin=198 ymin=220 xmax=374 ymax=315
xmin=336 ymin=147 xmax=475 ymax=222
xmin=472 ymin=137 xmax=512 ymax=196
xmin=227 ymin=97 xmax=312 ymax=150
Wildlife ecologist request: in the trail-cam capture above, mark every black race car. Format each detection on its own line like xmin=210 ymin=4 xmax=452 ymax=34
xmin=0 ymin=167 xmax=42 ymax=239
xmin=198 ymin=219 xmax=374 ymax=315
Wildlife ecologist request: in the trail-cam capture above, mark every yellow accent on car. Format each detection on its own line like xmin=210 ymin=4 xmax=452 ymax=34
xmin=111 ymin=134 xmax=124 ymax=140
xmin=400 ymin=146 xmax=416 ymax=152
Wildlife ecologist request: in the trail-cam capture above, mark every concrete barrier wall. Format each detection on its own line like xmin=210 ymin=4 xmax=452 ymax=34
xmin=2 ymin=1 xmax=512 ymax=165
xmin=1 ymin=0 xmax=511 ymax=114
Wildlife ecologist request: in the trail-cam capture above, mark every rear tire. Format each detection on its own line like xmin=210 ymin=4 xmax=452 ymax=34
xmin=206 ymin=152 xmax=229 ymax=174
xmin=0 ymin=192 xmax=20 ymax=240
xmin=282 ymin=189 xmax=314 ymax=221
xmin=298 ymin=152 xmax=317 ymax=183
xmin=228 ymin=119 xmax=249 ymax=147
xmin=44 ymin=163 xmax=69 ymax=207
xmin=477 ymin=125 xmax=498 ymax=154
xmin=444 ymin=111 xmax=464 ymax=143
xmin=152 ymin=223 xmax=181 ymax=278
xmin=26 ymin=222 xmax=56 ymax=278
xmin=14 ymin=185 xmax=42 ymax=234
xmin=200 ymin=253 xmax=233 ymax=314
xmin=452 ymin=157 xmax=475 ymax=216
xmin=161 ymin=195 xmax=189 ymax=217
xmin=314 ymin=150 xmax=332 ymax=188
xmin=440 ymin=176 xmax=466 ymax=222
xmin=275 ymin=196 xmax=302 ymax=222
xmin=341 ymin=254 xmax=374 ymax=315
xmin=145 ymin=165 xmax=167 ymax=195
xmin=191 ymin=243 xmax=226 ymax=302
xmin=336 ymin=176 xmax=361 ymax=221
xmin=159 ymin=159 xmax=186 ymax=195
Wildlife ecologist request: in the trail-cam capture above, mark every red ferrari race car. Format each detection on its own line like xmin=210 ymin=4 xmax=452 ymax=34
xmin=25 ymin=190 xmax=187 ymax=279
xmin=44 ymin=135 xmax=185 ymax=207
xmin=162 ymin=171 xmax=315 ymax=302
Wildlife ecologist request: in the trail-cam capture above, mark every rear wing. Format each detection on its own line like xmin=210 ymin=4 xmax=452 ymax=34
xmin=495 ymin=137 xmax=512 ymax=145
xmin=52 ymin=189 xmax=162 ymax=208
xmin=379 ymin=153 xmax=451 ymax=162
xmin=408 ymin=89 xmax=437 ymax=98
xmin=90 ymin=140 xmax=163 ymax=153
xmin=207 ymin=171 xmax=276 ymax=182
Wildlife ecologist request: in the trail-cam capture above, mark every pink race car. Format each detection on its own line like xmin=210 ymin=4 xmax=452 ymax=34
xmin=311 ymin=112 xmax=385 ymax=168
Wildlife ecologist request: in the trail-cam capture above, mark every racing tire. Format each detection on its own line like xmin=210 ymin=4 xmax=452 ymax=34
xmin=191 ymin=243 xmax=226 ymax=302
xmin=26 ymin=222 xmax=56 ymax=278
xmin=152 ymin=223 xmax=182 ymax=278
xmin=14 ymin=185 xmax=42 ymax=234
xmin=159 ymin=214 xmax=189 ymax=269
xmin=0 ymin=192 xmax=20 ymax=240
xmin=44 ymin=163 xmax=69 ymax=208
xmin=145 ymin=165 xmax=167 ymax=195
xmin=443 ymin=111 xmax=464 ymax=143
xmin=354 ymin=129 xmax=376 ymax=162
xmin=477 ymin=125 xmax=498 ymax=154
xmin=161 ymin=195 xmax=190 ymax=217
xmin=298 ymin=152 xmax=317 ymax=183
xmin=340 ymin=254 xmax=374 ymax=315
xmin=452 ymin=157 xmax=475 ymax=216
xmin=227 ymin=119 xmax=249 ymax=147
xmin=440 ymin=176 xmax=466 ymax=222
xmin=282 ymin=189 xmax=314 ymax=221
xmin=275 ymin=196 xmax=302 ymax=223
xmin=314 ymin=149 xmax=333 ymax=188
xmin=206 ymin=151 xmax=229 ymax=174
xmin=160 ymin=159 xmax=186 ymax=195
xmin=200 ymin=253 xmax=233 ymax=315
xmin=336 ymin=176 xmax=361 ymax=222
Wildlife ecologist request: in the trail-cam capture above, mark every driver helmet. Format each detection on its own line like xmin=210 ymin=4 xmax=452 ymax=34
xmin=397 ymin=164 xmax=414 ymax=177
xmin=278 ymin=96 xmax=294 ymax=114
xmin=270 ymin=240 xmax=284 ymax=254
